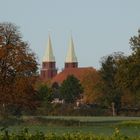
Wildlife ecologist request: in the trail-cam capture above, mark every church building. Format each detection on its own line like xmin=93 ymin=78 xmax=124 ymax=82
xmin=40 ymin=35 xmax=96 ymax=84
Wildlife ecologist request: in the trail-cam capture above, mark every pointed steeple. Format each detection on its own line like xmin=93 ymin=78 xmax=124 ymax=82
xmin=41 ymin=35 xmax=57 ymax=81
xmin=65 ymin=36 xmax=77 ymax=63
xmin=43 ymin=35 xmax=55 ymax=62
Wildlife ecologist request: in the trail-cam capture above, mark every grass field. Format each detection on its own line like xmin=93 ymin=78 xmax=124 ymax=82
xmin=1 ymin=116 xmax=139 ymax=136
xmin=8 ymin=125 xmax=140 ymax=136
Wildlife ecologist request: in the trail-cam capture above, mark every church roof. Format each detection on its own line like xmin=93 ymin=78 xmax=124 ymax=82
xmin=43 ymin=35 xmax=55 ymax=62
xmin=65 ymin=36 xmax=78 ymax=63
xmin=51 ymin=67 xmax=96 ymax=84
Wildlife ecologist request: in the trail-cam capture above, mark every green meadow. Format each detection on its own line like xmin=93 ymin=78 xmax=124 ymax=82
xmin=1 ymin=116 xmax=140 ymax=136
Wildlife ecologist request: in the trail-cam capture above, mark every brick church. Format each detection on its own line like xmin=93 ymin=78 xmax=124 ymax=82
xmin=40 ymin=35 xmax=96 ymax=84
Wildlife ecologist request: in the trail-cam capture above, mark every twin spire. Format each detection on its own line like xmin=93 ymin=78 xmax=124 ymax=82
xmin=43 ymin=35 xmax=55 ymax=62
xmin=43 ymin=35 xmax=78 ymax=63
xmin=65 ymin=36 xmax=77 ymax=63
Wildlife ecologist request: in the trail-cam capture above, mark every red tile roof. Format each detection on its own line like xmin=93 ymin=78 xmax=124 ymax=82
xmin=51 ymin=67 xmax=96 ymax=84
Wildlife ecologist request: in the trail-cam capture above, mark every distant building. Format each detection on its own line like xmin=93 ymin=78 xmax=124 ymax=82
xmin=40 ymin=35 xmax=96 ymax=84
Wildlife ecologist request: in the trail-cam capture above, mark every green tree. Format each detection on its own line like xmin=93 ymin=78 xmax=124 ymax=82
xmin=116 ymin=30 xmax=140 ymax=106
xmin=98 ymin=53 xmax=123 ymax=115
xmin=0 ymin=22 xmax=38 ymax=116
xmin=37 ymin=84 xmax=53 ymax=104
xmin=128 ymin=29 xmax=140 ymax=105
xmin=60 ymin=75 xmax=83 ymax=103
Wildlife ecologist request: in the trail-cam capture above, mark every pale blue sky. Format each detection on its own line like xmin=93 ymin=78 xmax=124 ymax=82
xmin=0 ymin=0 xmax=140 ymax=70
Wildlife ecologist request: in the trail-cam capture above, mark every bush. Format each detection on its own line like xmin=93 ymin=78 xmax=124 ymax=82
xmin=0 ymin=129 xmax=140 ymax=140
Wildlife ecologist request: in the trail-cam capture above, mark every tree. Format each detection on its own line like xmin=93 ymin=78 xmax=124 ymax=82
xmin=0 ymin=22 xmax=38 ymax=116
xmin=51 ymin=82 xmax=61 ymax=99
xmin=37 ymin=84 xmax=53 ymax=104
xmin=60 ymin=75 xmax=83 ymax=103
xmin=116 ymin=30 xmax=140 ymax=106
xmin=98 ymin=53 xmax=123 ymax=115
xmin=81 ymin=70 xmax=101 ymax=103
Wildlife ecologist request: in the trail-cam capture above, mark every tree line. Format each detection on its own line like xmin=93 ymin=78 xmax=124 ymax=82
xmin=36 ymin=29 xmax=140 ymax=115
xmin=96 ymin=30 xmax=140 ymax=115
xmin=0 ymin=22 xmax=140 ymax=117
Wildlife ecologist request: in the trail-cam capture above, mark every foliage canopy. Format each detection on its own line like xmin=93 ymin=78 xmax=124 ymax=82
xmin=0 ymin=22 xmax=38 ymax=115
xmin=60 ymin=75 xmax=83 ymax=103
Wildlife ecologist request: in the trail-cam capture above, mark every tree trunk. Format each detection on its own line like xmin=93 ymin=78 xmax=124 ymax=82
xmin=112 ymin=102 xmax=116 ymax=116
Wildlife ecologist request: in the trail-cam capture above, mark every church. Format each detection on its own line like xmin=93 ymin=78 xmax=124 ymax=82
xmin=40 ymin=35 xmax=96 ymax=84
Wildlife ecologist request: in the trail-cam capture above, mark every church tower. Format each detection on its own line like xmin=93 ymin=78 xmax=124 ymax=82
xmin=40 ymin=35 xmax=57 ymax=81
xmin=65 ymin=36 xmax=78 ymax=69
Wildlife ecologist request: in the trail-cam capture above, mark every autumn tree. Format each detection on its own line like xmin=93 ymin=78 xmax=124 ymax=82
xmin=81 ymin=70 xmax=101 ymax=103
xmin=0 ymin=22 xmax=38 ymax=116
xmin=60 ymin=75 xmax=83 ymax=103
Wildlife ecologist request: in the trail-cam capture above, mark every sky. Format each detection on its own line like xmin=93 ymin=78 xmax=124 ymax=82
xmin=0 ymin=0 xmax=140 ymax=70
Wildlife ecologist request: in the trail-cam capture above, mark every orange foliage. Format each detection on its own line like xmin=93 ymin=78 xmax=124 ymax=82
xmin=81 ymin=70 xmax=101 ymax=103
xmin=0 ymin=23 xmax=38 ymax=111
